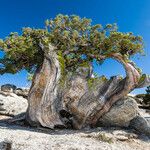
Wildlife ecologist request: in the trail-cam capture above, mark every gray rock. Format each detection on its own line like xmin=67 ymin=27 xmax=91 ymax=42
xmin=0 ymin=93 xmax=28 ymax=116
xmin=14 ymin=88 xmax=29 ymax=98
xmin=129 ymin=116 xmax=150 ymax=137
xmin=146 ymin=117 xmax=150 ymax=124
xmin=98 ymin=97 xmax=139 ymax=127
xmin=1 ymin=84 xmax=17 ymax=93
xmin=134 ymin=97 xmax=143 ymax=104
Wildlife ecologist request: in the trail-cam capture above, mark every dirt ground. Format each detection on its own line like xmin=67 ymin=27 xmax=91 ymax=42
xmin=0 ymin=120 xmax=149 ymax=150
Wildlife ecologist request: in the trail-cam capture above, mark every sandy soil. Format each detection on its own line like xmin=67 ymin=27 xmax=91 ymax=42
xmin=0 ymin=122 xmax=149 ymax=150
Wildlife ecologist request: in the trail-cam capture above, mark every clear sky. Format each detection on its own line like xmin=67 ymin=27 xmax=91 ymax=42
xmin=0 ymin=0 xmax=150 ymax=94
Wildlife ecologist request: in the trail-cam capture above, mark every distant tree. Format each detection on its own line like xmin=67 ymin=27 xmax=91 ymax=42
xmin=143 ymin=86 xmax=150 ymax=106
xmin=146 ymin=86 xmax=150 ymax=94
xmin=0 ymin=14 xmax=149 ymax=129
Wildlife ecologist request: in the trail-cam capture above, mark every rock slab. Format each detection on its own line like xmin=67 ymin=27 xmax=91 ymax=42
xmin=98 ymin=97 xmax=139 ymax=127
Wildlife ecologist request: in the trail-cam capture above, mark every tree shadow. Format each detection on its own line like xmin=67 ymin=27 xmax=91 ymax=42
xmin=0 ymin=114 xmax=149 ymax=143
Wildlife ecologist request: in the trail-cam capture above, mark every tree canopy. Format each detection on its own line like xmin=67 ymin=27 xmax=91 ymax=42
xmin=0 ymin=14 xmax=144 ymax=75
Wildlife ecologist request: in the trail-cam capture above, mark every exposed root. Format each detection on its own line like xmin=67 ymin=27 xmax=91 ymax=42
xmin=6 ymin=113 xmax=26 ymax=125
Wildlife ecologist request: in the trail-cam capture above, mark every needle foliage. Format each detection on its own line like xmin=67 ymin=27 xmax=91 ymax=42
xmin=0 ymin=14 xmax=144 ymax=75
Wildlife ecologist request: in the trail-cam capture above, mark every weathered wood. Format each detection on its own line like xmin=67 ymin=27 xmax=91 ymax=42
xmin=61 ymin=54 xmax=141 ymax=129
xmin=26 ymin=44 xmax=64 ymax=128
xmin=26 ymin=46 xmax=150 ymax=130
xmin=89 ymin=54 xmax=141 ymax=126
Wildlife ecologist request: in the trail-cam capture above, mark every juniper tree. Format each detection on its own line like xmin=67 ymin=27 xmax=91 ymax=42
xmin=0 ymin=14 xmax=149 ymax=129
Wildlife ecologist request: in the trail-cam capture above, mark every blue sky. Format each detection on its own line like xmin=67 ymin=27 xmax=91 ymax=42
xmin=0 ymin=0 xmax=150 ymax=94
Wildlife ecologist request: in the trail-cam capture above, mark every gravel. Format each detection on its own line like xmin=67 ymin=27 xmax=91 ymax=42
xmin=0 ymin=124 xmax=149 ymax=150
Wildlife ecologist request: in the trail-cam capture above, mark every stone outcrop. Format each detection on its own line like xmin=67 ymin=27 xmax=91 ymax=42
xmin=0 ymin=84 xmax=29 ymax=98
xmin=96 ymin=96 xmax=150 ymax=136
xmin=1 ymin=84 xmax=16 ymax=92
xmin=97 ymin=97 xmax=139 ymax=127
xmin=14 ymin=88 xmax=29 ymax=98
xmin=0 ymin=93 xmax=28 ymax=116
xmin=129 ymin=116 xmax=150 ymax=136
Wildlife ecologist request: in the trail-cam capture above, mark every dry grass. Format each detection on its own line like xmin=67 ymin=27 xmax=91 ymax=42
xmin=83 ymin=133 xmax=114 ymax=144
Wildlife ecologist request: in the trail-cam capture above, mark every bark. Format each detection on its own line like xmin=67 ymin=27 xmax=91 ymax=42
xmin=89 ymin=53 xmax=141 ymax=126
xmin=26 ymin=48 xmax=148 ymax=130
xmin=62 ymin=53 xmax=141 ymax=129
xmin=26 ymin=44 xmax=64 ymax=128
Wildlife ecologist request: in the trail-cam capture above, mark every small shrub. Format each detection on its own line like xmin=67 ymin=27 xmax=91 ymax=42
xmin=135 ymin=94 xmax=145 ymax=99
xmin=95 ymin=133 xmax=114 ymax=144
xmin=143 ymin=94 xmax=150 ymax=105
xmin=84 ymin=133 xmax=113 ymax=144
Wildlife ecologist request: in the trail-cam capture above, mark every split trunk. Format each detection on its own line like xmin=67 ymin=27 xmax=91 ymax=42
xmin=26 ymin=45 xmax=149 ymax=129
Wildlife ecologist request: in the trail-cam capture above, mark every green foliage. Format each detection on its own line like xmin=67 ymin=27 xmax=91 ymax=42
xmin=143 ymin=94 xmax=150 ymax=105
xmin=87 ymin=75 xmax=108 ymax=89
xmin=135 ymin=94 xmax=145 ymax=99
xmin=27 ymin=73 xmax=34 ymax=81
xmin=146 ymin=86 xmax=150 ymax=94
xmin=84 ymin=133 xmax=113 ymax=144
xmin=0 ymin=28 xmax=46 ymax=74
xmin=136 ymin=87 xmax=150 ymax=105
xmin=144 ymin=86 xmax=150 ymax=105
xmin=96 ymin=133 xmax=113 ymax=144
xmin=138 ymin=74 xmax=147 ymax=85
xmin=57 ymin=51 xmax=67 ymax=86
xmin=0 ymin=14 xmax=144 ymax=76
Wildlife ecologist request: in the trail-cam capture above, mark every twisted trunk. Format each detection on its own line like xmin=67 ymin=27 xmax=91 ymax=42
xmin=89 ymin=53 xmax=141 ymax=126
xmin=62 ymin=53 xmax=141 ymax=129
xmin=26 ymin=45 xmax=64 ymax=128
xmin=26 ymin=50 xmax=144 ymax=129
